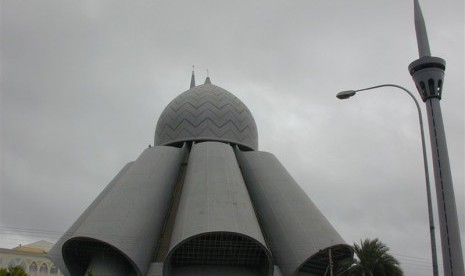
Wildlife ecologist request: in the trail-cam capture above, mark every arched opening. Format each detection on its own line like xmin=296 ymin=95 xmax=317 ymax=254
xmin=62 ymin=237 xmax=138 ymax=276
xmin=29 ymin=262 xmax=38 ymax=275
xmin=39 ymin=263 xmax=48 ymax=276
xmin=19 ymin=260 xmax=27 ymax=272
xmin=165 ymin=232 xmax=272 ymax=276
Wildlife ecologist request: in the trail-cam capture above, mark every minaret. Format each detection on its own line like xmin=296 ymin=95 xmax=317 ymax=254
xmin=408 ymin=1 xmax=464 ymax=275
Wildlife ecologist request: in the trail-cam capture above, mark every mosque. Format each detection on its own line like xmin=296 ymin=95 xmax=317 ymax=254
xmin=49 ymin=73 xmax=352 ymax=276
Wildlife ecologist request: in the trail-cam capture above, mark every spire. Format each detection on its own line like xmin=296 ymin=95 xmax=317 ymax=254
xmin=414 ymin=0 xmax=431 ymax=57
xmin=190 ymin=66 xmax=196 ymax=88
xmin=204 ymin=69 xmax=211 ymax=84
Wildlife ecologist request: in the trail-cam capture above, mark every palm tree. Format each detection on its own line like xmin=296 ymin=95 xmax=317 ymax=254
xmin=336 ymin=238 xmax=403 ymax=276
xmin=0 ymin=265 xmax=28 ymax=276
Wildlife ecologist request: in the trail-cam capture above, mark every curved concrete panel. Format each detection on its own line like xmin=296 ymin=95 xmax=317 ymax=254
xmin=49 ymin=162 xmax=135 ymax=276
xmin=236 ymin=150 xmax=351 ymax=276
xmin=49 ymin=146 xmax=186 ymax=276
xmin=165 ymin=142 xmax=272 ymax=275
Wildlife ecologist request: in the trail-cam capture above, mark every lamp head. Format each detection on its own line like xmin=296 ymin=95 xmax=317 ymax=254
xmin=336 ymin=90 xmax=356 ymax=99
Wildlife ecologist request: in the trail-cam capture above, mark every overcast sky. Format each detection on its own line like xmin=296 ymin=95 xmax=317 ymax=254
xmin=1 ymin=1 xmax=463 ymax=275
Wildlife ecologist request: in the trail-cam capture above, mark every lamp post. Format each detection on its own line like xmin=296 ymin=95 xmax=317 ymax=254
xmin=336 ymin=84 xmax=439 ymax=276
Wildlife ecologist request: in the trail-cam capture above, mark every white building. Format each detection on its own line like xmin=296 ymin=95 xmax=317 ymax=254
xmin=0 ymin=240 xmax=63 ymax=276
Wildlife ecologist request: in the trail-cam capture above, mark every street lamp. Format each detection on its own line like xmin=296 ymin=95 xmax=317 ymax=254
xmin=336 ymin=84 xmax=439 ymax=276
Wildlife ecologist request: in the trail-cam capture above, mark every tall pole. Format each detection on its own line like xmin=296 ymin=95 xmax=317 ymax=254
xmin=409 ymin=1 xmax=464 ymax=275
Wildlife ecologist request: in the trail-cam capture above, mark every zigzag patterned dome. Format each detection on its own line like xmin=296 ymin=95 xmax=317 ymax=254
xmin=155 ymin=79 xmax=258 ymax=150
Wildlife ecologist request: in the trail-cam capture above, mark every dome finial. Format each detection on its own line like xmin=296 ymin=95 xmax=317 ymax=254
xmin=190 ymin=66 xmax=196 ymax=88
xmin=204 ymin=69 xmax=211 ymax=84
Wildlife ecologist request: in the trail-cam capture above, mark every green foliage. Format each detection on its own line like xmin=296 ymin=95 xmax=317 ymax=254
xmin=336 ymin=238 xmax=403 ymax=276
xmin=0 ymin=266 xmax=28 ymax=276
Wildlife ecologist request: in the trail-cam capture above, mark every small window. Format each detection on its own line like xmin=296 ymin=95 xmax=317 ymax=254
xmin=29 ymin=262 xmax=38 ymax=273
xmin=39 ymin=263 xmax=48 ymax=275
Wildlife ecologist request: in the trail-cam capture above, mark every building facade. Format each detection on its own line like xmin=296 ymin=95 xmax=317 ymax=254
xmin=49 ymin=75 xmax=351 ymax=276
xmin=0 ymin=240 xmax=64 ymax=276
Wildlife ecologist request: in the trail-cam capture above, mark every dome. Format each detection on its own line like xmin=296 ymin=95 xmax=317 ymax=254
xmin=155 ymin=80 xmax=258 ymax=150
